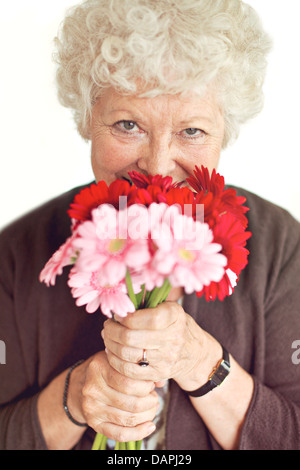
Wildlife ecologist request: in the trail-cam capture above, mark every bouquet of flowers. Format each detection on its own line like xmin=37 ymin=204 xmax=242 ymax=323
xmin=40 ymin=165 xmax=251 ymax=450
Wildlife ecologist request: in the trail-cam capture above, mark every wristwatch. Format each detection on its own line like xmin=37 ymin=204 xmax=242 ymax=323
xmin=186 ymin=344 xmax=230 ymax=397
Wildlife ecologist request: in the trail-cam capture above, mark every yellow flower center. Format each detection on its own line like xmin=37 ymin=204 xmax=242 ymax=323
xmin=108 ymin=238 xmax=126 ymax=253
xmin=178 ymin=248 xmax=195 ymax=262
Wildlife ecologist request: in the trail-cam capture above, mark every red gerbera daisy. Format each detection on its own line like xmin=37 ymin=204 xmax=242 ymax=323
xmin=198 ymin=271 xmax=236 ymax=302
xmin=212 ymin=213 xmax=251 ymax=275
xmin=216 ymin=188 xmax=249 ymax=229
xmin=127 ymin=173 xmax=190 ymax=207
xmin=187 ymin=165 xmax=250 ymax=228
xmin=68 ymin=181 xmax=109 ymax=222
xmin=186 ymin=165 xmax=225 ymax=196
xmin=197 ymin=212 xmax=251 ymax=301
xmin=106 ymin=180 xmax=134 ymax=208
xmin=163 ymin=186 xmax=196 ymax=217
xmin=128 ymin=171 xmax=178 ymax=191
xmin=130 ymin=186 xmax=163 ymax=206
xmin=68 ymin=179 xmax=133 ymax=222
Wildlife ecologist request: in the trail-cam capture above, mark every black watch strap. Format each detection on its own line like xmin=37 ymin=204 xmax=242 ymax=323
xmin=186 ymin=345 xmax=230 ymax=397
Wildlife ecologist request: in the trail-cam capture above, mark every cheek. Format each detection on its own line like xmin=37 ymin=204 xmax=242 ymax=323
xmin=198 ymin=143 xmax=221 ymax=170
xmin=91 ymin=136 xmax=139 ymax=181
xmin=178 ymin=142 xmax=221 ymax=174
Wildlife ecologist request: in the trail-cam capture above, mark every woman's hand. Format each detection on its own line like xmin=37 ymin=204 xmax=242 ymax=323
xmin=79 ymin=351 xmax=158 ymax=442
xmin=38 ymin=350 xmax=158 ymax=449
xmin=102 ymin=301 xmax=220 ymax=391
xmin=101 ymin=302 xmax=254 ymax=450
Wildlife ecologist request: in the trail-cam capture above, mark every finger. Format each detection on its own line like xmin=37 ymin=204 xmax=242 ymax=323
xmin=114 ymin=301 xmax=181 ymax=330
xmin=94 ymin=400 xmax=158 ymax=433
xmin=102 ymin=331 xmax=142 ymax=363
xmin=103 ymin=319 xmax=164 ymax=349
xmin=103 ymin=360 xmax=155 ymax=396
xmin=100 ymin=386 xmax=159 ymax=414
xmin=103 ymin=335 xmax=160 ymax=365
xmin=155 ymin=380 xmax=167 ymax=388
xmin=105 ymin=348 xmax=165 ymax=382
xmin=85 ymin=350 xmax=155 ymax=397
xmin=97 ymin=420 xmax=156 ymax=443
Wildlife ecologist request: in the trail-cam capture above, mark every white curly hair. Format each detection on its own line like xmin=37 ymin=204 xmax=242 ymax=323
xmin=54 ymin=0 xmax=272 ymax=147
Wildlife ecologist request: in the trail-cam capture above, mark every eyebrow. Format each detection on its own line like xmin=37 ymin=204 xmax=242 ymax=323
xmin=106 ymin=109 xmax=143 ymax=122
xmin=178 ymin=116 xmax=215 ymax=126
xmin=107 ymin=110 xmax=214 ymax=124
xmin=107 ymin=109 xmax=134 ymax=115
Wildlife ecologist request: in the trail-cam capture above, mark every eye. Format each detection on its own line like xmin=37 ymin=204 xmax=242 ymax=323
xmin=114 ymin=120 xmax=138 ymax=132
xmin=183 ymin=128 xmax=205 ymax=137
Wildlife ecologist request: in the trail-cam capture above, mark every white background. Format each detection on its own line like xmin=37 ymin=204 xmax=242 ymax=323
xmin=1 ymin=0 xmax=299 ymax=230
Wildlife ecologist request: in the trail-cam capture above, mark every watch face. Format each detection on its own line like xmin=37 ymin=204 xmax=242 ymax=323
xmin=211 ymin=361 xmax=230 ymax=387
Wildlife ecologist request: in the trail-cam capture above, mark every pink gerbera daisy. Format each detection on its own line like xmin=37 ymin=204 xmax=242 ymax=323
xmin=72 ymin=204 xmax=151 ymax=285
xmin=140 ymin=204 xmax=228 ymax=293
xmin=68 ymin=269 xmax=137 ymax=317
xmin=39 ymin=231 xmax=78 ymax=286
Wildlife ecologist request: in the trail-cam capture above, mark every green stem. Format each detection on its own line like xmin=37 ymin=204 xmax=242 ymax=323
xmin=145 ymin=279 xmax=172 ymax=308
xmin=91 ymin=433 xmax=104 ymax=450
xmin=144 ymin=286 xmax=160 ymax=307
xmin=136 ymin=440 xmax=143 ymax=450
xmin=126 ymin=440 xmax=137 ymax=450
xmin=135 ymin=284 xmax=146 ymax=308
xmin=125 ymin=270 xmax=137 ymax=309
xmin=158 ymin=278 xmax=172 ymax=303
xmin=99 ymin=435 xmax=108 ymax=450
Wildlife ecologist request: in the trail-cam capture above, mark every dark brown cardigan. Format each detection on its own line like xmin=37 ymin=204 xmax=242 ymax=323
xmin=1 ymin=184 xmax=300 ymax=450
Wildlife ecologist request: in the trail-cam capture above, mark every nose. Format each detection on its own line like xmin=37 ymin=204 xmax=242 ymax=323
xmin=137 ymin=134 xmax=176 ymax=176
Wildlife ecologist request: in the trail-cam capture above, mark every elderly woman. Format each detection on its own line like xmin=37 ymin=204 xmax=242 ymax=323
xmin=0 ymin=0 xmax=300 ymax=451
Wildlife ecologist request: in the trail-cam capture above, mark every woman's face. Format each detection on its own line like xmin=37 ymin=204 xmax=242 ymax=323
xmin=91 ymin=87 xmax=225 ymax=185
